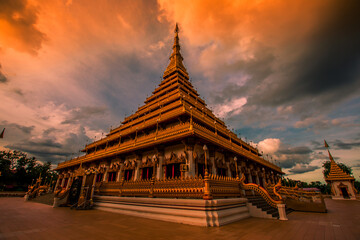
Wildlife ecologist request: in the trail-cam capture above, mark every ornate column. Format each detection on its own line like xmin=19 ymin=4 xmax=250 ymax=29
xmin=247 ymin=169 xmax=252 ymax=183
xmin=134 ymin=155 xmax=141 ymax=181
xmin=89 ymin=171 xmax=97 ymax=205
xmin=156 ymin=150 xmax=164 ymax=179
xmin=116 ymin=163 xmax=124 ymax=181
xmin=255 ymin=171 xmax=260 ymax=185
xmin=226 ymin=162 xmax=231 ymax=177
xmin=209 ymin=148 xmax=216 ymax=175
xmin=186 ymin=145 xmax=195 ymax=177
xmin=66 ymin=174 xmax=72 ymax=189
xmin=102 ymin=166 xmax=108 ymax=182
xmin=262 ymin=170 xmax=266 ymax=186
xmin=203 ymin=145 xmax=212 ymax=200
xmin=238 ymin=165 xmax=242 ymax=178
xmin=60 ymin=177 xmax=65 ymax=188
xmin=77 ymin=173 xmax=88 ymax=207
xmin=54 ymin=175 xmax=62 ymax=190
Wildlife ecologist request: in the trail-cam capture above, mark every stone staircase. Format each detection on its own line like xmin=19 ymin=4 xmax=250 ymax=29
xmin=246 ymin=195 xmax=293 ymax=219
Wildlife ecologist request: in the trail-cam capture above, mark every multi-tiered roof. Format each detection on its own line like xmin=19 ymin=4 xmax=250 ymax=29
xmin=56 ymin=24 xmax=282 ymax=173
xmin=325 ymin=150 xmax=354 ymax=182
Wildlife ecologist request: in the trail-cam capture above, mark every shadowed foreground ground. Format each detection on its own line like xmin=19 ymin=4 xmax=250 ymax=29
xmin=0 ymin=198 xmax=359 ymax=240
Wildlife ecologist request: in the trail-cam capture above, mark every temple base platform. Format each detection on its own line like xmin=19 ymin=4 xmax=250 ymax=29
xmin=93 ymin=196 xmax=250 ymax=227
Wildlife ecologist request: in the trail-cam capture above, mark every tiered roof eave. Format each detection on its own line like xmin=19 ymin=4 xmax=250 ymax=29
xmin=325 ymin=150 xmax=355 ymax=182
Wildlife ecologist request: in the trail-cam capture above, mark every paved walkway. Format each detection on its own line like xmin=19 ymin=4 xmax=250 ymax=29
xmin=0 ymin=198 xmax=359 ymax=240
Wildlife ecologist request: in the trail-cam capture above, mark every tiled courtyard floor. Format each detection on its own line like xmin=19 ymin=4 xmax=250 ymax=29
xmin=0 ymin=198 xmax=359 ymax=240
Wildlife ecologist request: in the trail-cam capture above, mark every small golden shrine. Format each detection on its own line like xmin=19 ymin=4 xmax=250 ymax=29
xmin=325 ymin=148 xmax=356 ymax=200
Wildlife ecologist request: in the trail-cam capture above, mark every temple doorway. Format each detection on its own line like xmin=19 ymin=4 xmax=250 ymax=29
xmin=217 ymin=168 xmax=227 ymax=177
xmin=340 ymin=187 xmax=350 ymax=198
xmin=141 ymin=167 xmax=154 ymax=180
xmin=107 ymin=172 xmax=117 ymax=182
xmin=68 ymin=177 xmax=83 ymax=206
xmin=95 ymin=173 xmax=103 ymax=182
xmin=124 ymin=170 xmax=133 ymax=181
xmin=166 ymin=163 xmax=181 ymax=178
xmin=198 ymin=163 xmax=205 ymax=177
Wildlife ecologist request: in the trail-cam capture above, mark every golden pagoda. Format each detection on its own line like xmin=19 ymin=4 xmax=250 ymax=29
xmin=53 ymin=25 xmax=286 ymax=225
xmin=325 ymin=149 xmax=356 ymax=200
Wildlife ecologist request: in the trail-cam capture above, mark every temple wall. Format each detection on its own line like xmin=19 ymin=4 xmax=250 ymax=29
xmin=140 ymin=150 xmax=157 ymax=163
xmin=164 ymin=144 xmax=185 ymax=159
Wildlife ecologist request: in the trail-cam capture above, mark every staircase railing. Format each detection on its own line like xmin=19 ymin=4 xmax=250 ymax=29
xmin=265 ymin=181 xmax=322 ymax=203
xmin=239 ymin=174 xmax=283 ymax=208
xmin=54 ymin=188 xmax=70 ymax=200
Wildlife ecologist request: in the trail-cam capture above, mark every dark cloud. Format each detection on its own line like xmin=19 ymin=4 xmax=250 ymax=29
xmin=332 ymin=139 xmax=360 ymax=150
xmin=207 ymin=0 xmax=360 ymax=128
xmin=311 ymin=140 xmax=323 ymax=150
xmin=0 ymin=65 xmax=8 ymax=83
xmin=312 ymin=139 xmax=360 ymax=150
xmin=253 ymin=0 xmax=360 ymax=107
xmin=61 ymin=106 xmax=107 ymax=124
xmin=43 ymin=127 xmax=57 ymax=136
xmin=5 ymin=127 xmax=91 ymax=164
xmin=0 ymin=0 xmax=46 ymax=54
xmin=208 ymin=43 xmax=275 ymax=105
xmin=277 ymin=146 xmax=312 ymax=155
xmin=12 ymin=88 xmax=24 ymax=96
xmin=351 ymin=162 xmax=360 ymax=168
xmin=288 ymin=164 xmax=320 ymax=174
xmin=274 ymin=145 xmax=313 ymax=169
xmin=0 ymin=121 xmax=34 ymax=134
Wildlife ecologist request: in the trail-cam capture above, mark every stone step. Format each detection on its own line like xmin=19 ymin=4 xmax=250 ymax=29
xmin=246 ymin=195 xmax=279 ymax=219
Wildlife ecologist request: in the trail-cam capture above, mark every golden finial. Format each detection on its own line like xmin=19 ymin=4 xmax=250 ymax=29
xmin=163 ymin=23 xmax=188 ymax=78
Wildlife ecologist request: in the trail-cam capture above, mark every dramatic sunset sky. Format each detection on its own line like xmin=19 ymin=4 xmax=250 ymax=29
xmin=0 ymin=0 xmax=359 ymax=182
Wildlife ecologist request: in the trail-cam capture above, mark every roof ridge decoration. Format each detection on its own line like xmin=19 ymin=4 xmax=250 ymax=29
xmin=325 ymin=149 xmax=354 ymax=181
xmin=163 ymin=23 xmax=189 ymax=79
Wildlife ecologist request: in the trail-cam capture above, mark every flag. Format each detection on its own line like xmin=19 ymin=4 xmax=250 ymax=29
xmin=0 ymin=128 xmax=5 ymax=138
xmin=324 ymin=139 xmax=329 ymax=148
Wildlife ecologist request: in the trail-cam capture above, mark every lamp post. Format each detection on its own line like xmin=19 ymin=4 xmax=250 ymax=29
xmin=234 ymin=156 xmax=239 ymax=179
xmin=202 ymin=144 xmax=212 ymax=200
xmin=203 ymin=145 xmax=208 ymax=173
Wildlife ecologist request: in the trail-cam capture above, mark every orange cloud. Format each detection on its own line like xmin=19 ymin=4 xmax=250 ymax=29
xmin=158 ymin=0 xmax=335 ymax=78
xmin=0 ymin=0 xmax=46 ymax=55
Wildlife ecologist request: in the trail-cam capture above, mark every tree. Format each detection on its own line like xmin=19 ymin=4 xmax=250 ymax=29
xmin=354 ymin=181 xmax=360 ymax=192
xmin=0 ymin=150 xmax=58 ymax=191
xmin=322 ymin=160 xmax=353 ymax=178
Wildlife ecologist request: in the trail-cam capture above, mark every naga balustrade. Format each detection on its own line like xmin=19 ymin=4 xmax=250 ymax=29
xmin=239 ymin=174 xmax=283 ymax=208
xmin=265 ymin=182 xmax=323 ymax=203
xmin=94 ymin=174 xmax=247 ymax=199
xmin=26 ymin=180 xmax=50 ymax=200
xmin=54 ymin=188 xmax=71 ymax=200
xmin=95 ymin=176 xmax=205 ymax=199
xmin=265 ymin=181 xmax=327 ymax=213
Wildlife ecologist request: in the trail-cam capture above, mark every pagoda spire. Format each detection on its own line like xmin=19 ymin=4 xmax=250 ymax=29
xmin=163 ymin=23 xmax=188 ymax=78
xmin=325 ymin=143 xmax=354 ymax=181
